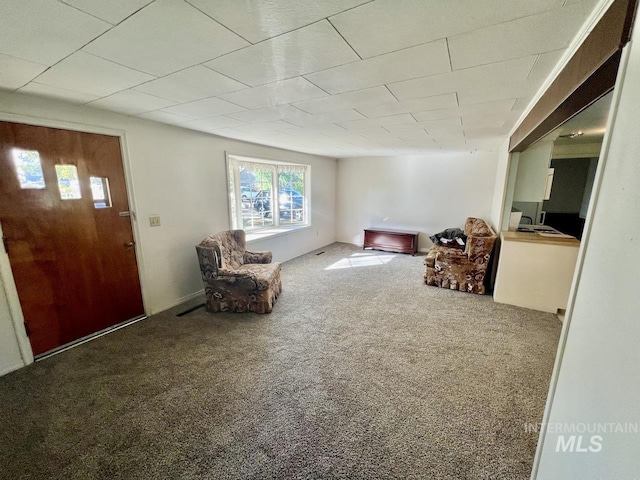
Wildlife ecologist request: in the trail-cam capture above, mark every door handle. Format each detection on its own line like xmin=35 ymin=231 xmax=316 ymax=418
xmin=125 ymin=242 xmax=135 ymax=248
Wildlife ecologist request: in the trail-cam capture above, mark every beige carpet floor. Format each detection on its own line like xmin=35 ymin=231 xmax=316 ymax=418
xmin=0 ymin=243 xmax=561 ymax=479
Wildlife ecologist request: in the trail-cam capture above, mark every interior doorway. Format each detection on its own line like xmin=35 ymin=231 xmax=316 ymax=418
xmin=0 ymin=121 xmax=144 ymax=357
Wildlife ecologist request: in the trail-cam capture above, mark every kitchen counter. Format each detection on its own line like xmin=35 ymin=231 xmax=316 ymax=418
xmin=502 ymin=230 xmax=581 ymax=246
xmin=493 ymin=231 xmax=580 ymax=313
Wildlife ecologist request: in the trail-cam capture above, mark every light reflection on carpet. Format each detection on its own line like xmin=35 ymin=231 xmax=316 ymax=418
xmin=325 ymin=252 xmax=396 ymax=270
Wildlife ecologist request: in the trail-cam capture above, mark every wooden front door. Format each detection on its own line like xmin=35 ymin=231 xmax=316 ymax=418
xmin=0 ymin=121 xmax=144 ymax=356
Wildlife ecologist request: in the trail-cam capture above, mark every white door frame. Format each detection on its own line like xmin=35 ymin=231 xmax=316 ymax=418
xmin=528 ymin=42 xmax=631 ymax=479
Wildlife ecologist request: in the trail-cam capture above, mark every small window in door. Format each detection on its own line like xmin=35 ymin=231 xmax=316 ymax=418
xmin=12 ymin=148 xmax=45 ymax=189
xmin=55 ymin=165 xmax=81 ymax=199
xmin=90 ymin=176 xmax=112 ymax=208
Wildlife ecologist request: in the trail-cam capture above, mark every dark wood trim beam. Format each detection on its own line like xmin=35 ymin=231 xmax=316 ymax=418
xmin=511 ymin=52 xmax=620 ymax=153
xmin=509 ymin=0 xmax=637 ymax=152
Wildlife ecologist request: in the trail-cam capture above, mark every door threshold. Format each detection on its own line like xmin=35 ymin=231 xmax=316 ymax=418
xmin=35 ymin=315 xmax=147 ymax=362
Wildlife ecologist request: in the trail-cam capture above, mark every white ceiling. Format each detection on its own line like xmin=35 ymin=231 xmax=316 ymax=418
xmin=0 ymin=0 xmax=601 ymax=157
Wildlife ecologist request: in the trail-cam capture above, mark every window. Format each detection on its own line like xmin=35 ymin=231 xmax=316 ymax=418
xmin=90 ymin=176 xmax=112 ymax=208
xmin=227 ymin=154 xmax=309 ymax=232
xmin=55 ymin=165 xmax=81 ymax=199
xmin=12 ymin=149 xmax=45 ymax=189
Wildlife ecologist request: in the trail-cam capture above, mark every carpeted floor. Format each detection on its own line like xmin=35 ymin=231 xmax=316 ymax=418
xmin=0 ymin=243 xmax=561 ymax=480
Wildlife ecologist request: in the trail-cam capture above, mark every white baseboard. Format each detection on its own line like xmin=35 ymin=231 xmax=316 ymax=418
xmin=0 ymin=362 xmax=25 ymax=377
xmin=152 ymin=289 xmax=205 ymax=315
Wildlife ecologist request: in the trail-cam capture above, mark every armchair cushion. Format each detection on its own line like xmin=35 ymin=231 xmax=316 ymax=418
xmin=243 ymin=250 xmax=272 ymax=264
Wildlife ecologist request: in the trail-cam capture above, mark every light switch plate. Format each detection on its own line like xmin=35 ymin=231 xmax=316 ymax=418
xmin=149 ymin=215 xmax=161 ymax=227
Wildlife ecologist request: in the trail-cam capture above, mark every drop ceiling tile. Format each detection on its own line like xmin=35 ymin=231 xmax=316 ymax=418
xmin=61 ymin=0 xmax=153 ymax=24
xmin=448 ymin=3 xmax=588 ymax=70
xmin=314 ymin=124 xmax=351 ymax=136
xmin=35 ymin=51 xmax=155 ymax=97
xmin=305 ymin=40 xmax=450 ymax=95
xmin=133 ymin=66 xmax=246 ymax=103
xmin=528 ymin=49 xmax=566 ymax=82
xmin=357 ymin=93 xmax=457 ymax=118
xmin=329 ymin=0 xmax=564 ymax=58
xmin=293 ymin=86 xmax=397 ymax=115
xmin=397 ymin=130 xmax=433 ymax=142
xmin=18 ymin=82 xmax=100 ymax=104
xmin=359 ymin=130 xmax=400 ymax=142
xmin=465 ymin=138 xmax=503 ymax=151
xmin=83 ymin=0 xmax=249 ymax=76
xmin=383 ymin=124 xmax=428 ymax=136
xmin=461 ymin=113 xmax=505 ymax=129
xmin=407 ymin=139 xmax=437 ymax=148
xmin=180 ymin=116 xmax=248 ymax=132
xmin=412 ymin=99 xmax=516 ymax=122
xmin=457 ymin=80 xmax=539 ymax=106
xmin=88 ymin=90 xmax=176 ymax=115
xmin=186 ymin=0 xmax=368 ymax=43
xmin=513 ymin=96 xmax=535 ymax=111
xmin=464 ymin=125 xmax=511 ymax=137
xmin=430 ymin=130 xmax=466 ymax=143
xmin=138 ymin=110 xmax=192 ymax=124
xmin=232 ymin=121 xmax=299 ymax=133
xmin=502 ymin=109 xmax=526 ymax=129
xmin=161 ymin=97 xmax=246 ymax=119
xmin=334 ymin=127 xmax=391 ymax=138
xmin=0 ymin=0 xmax=110 ymax=65
xmin=283 ymin=109 xmax=365 ymax=127
xmin=329 ymin=133 xmax=369 ymax=143
xmin=375 ymin=138 xmax=408 ymax=148
xmin=205 ymin=21 xmax=359 ymax=86
xmin=339 ymin=114 xmax=416 ymax=130
xmin=225 ymin=105 xmax=301 ymax=124
xmin=418 ymin=117 xmax=463 ymax=130
xmin=0 ymin=54 xmax=48 ymax=90
xmin=219 ymin=77 xmax=327 ymax=109
xmin=388 ymin=56 xmax=536 ymax=101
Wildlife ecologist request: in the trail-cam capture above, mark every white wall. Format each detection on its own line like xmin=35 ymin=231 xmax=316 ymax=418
xmin=533 ymin=34 xmax=640 ymax=479
xmin=336 ymin=152 xmax=499 ymax=251
xmin=0 ymin=91 xmax=336 ymax=373
xmin=490 ymin=138 xmax=512 ymax=231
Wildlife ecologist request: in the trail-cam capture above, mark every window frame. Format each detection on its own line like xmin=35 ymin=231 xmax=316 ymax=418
xmin=225 ymin=152 xmax=311 ymax=234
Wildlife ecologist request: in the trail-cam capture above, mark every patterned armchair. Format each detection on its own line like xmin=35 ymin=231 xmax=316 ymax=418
xmin=424 ymin=218 xmax=497 ymax=294
xmin=195 ymin=230 xmax=282 ymax=313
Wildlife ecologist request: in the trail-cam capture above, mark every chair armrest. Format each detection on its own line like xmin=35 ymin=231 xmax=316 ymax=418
xmin=195 ymin=244 xmax=219 ymax=280
xmin=465 ymin=235 xmax=496 ymax=263
xmin=244 ymin=250 xmax=272 ymax=264
xmin=425 ymin=245 xmax=467 ymax=267
xmin=216 ymin=268 xmax=255 ymax=283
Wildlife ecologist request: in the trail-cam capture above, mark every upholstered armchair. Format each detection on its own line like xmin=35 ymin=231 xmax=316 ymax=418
xmin=424 ymin=218 xmax=497 ymax=294
xmin=195 ymin=230 xmax=282 ymax=313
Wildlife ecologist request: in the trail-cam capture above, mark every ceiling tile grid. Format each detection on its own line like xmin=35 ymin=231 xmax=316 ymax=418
xmin=0 ymin=0 xmax=602 ymax=157
xmin=87 ymin=89 xmax=177 ymax=115
xmin=205 ymin=20 xmax=360 ymax=86
xmin=82 ymin=0 xmax=249 ymax=76
xmin=60 ymin=0 xmax=154 ymax=25
xmin=133 ymin=66 xmax=247 ymax=103
xmin=33 ymin=51 xmax=155 ymax=97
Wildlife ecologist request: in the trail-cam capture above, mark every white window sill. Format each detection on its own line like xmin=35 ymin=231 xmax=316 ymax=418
xmin=246 ymin=224 xmax=311 ymax=244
